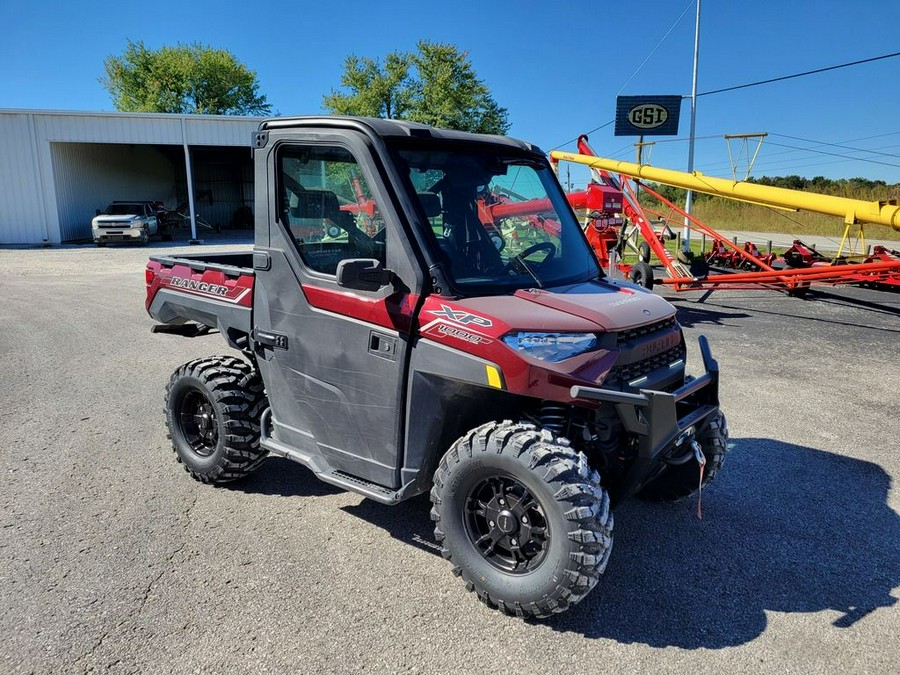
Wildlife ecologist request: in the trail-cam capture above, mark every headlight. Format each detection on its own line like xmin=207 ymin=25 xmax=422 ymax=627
xmin=502 ymin=332 xmax=598 ymax=362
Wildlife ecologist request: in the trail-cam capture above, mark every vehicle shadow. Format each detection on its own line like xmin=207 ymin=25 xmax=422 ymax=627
xmin=669 ymin=303 xmax=752 ymax=328
xmin=545 ymin=437 xmax=899 ymax=646
xmin=230 ymin=457 xmax=343 ymax=499
xmin=342 ymin=493 xmax=442 ymax=557
xmin=331 ymin=438 xmax=899 ymax=648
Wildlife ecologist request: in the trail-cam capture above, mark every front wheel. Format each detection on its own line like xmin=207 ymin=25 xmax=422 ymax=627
xmin=165 ymin=355 xmax=268 ymax=483
xmin=637 ymin=410 xmax=729 ymax=502
xmin=430 ymin=421 xmax=613 ymax=618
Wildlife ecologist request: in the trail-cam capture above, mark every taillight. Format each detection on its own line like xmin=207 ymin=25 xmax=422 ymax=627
xmin=145 ymin=268 xmax=155 ymax=285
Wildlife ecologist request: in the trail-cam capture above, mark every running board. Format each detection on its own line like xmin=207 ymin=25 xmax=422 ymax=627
xmin=258 ymin=408 xmax=403 ymax=505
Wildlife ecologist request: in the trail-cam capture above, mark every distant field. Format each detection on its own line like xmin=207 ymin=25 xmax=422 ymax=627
xmin=690 ymin=199 xmax=900 ymax=241
xmin=639 ymin=179 xmax=900 ymax=241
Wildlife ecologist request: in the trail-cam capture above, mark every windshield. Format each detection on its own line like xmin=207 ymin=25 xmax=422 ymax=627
xmin=105 ymin=203 xmax=144 ymax=215
xmin=393 ymin=145 xmax=600 ymax=294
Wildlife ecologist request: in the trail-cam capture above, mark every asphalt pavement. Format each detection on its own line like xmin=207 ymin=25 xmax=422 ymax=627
xmin=0 ymin=239 xmax=897 ymax=674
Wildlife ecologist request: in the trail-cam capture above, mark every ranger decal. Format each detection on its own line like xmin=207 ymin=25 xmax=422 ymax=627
xmin=167 ymin=277 xmax=229 ymax=296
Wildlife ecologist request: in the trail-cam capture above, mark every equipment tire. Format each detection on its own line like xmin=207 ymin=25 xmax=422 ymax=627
xmin=431 ymin=421 xmax=613 ymax=618
xmin=676 ymin=249 xmax=694 ymax=264
xmin=637 ymin=410 xmax=728 ymax=502
xmin=96 ymin=241 xmax=106 ymax=247
xmin=629 ymin=261 xmax=655 ymax=289
xmin=165 ymin=355 xmax=268 ymax=484
xmin=638 ymin=241 xmax=651 ymax=263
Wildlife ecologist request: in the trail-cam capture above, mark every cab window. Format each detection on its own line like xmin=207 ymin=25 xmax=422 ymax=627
xmin=277 ymin=145 xmax=385 ymax=276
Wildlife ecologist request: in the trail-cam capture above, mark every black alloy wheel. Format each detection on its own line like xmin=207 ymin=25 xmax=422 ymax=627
xmin=178 ymin=388 xmax=219 ymax=458
xmin=464 ymin=475 xmax=549 ymax=574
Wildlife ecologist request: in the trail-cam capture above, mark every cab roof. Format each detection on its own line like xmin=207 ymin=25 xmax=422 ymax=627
xmin=259 ymin=115 xmax=542 ymax=155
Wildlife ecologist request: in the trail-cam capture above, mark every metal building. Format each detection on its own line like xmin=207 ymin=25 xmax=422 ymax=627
xmin=0 ymin=109 xmax=263 ymax=244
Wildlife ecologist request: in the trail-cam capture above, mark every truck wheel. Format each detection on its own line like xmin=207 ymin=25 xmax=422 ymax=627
xmin=637 ymin=410 xmax=729 ymax=502
xmin=165 ymin=356 xmax=268 ymax=484
xmin=430 ymin=421 xmax=613 ymax=618
xmin=629 ymin=261 xmax=654 ymax=289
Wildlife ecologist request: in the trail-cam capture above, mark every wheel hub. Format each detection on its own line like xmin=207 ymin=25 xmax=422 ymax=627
xmin=179 ymin=389 xmax=218 ymax=457
xmin=496 ymin=510 xmax=518 ymax=534
xmin=465 ymin=476 xmax=549 ymax=574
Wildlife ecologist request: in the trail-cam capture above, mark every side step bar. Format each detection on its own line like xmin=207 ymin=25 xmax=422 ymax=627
xmin=258 ymin=408 xmax=403 ymax=505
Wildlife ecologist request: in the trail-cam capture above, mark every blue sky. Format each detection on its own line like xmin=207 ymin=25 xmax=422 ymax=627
xmin=3 ymin=0 xmax=899 ymax=184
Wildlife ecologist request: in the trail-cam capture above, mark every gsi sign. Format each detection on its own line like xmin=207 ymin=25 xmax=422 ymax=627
xmin=615 ymin=95 xmax=682 ymax=136
xmin=629 ymin=104 xmax=668 ymax=129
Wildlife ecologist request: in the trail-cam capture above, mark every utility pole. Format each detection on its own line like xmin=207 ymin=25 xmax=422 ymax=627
xmin=683 ymin=0 xmax=701 ymax=253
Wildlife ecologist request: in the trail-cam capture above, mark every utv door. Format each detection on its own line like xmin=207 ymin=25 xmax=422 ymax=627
xmin=252 ymin=133 xmax=422 ymax=488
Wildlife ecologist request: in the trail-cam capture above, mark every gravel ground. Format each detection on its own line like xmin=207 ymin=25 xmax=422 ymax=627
xmin=0 ymin=238 xmax=897 ymax=675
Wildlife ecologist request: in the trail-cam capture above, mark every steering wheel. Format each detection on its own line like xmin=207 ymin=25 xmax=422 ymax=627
xmin=507 ymin=241 xmax=557 ymax=272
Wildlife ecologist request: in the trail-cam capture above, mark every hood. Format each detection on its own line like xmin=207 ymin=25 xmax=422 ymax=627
xmin=454 ymin=279 xmax=676 ymax=333
xmin=94 ymin=214 xmax=139 ymax=223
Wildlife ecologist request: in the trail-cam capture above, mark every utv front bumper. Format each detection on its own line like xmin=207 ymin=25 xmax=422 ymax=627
xmin=570 ymin=335 xmax=721 ymax=502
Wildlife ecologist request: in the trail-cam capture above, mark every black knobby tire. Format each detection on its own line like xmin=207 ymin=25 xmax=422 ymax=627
xmin=638 ymin=241 xmax=652 ymax=263
xmin=637 ymin=410 xmax=729 ymax=502
xmin=629 ymin=261 xmax=655 ymax=289
xmin=165 ymin=355 xmax=268 ymax=484
xmin=430 ymin=421 xmax=613 ymax=618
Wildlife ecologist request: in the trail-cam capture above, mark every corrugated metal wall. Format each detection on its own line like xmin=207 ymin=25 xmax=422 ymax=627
xmin=51 ymin=143 xmax=177 ymax=241
xmin=189 ymin=148 xmax=254 ymax=230
xmin=0 ymin=113 xmax=51 ymax=244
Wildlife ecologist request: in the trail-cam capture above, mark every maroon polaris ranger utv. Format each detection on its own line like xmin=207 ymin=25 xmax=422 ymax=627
xmin=145 ymin=116 xmax=727 ymax=618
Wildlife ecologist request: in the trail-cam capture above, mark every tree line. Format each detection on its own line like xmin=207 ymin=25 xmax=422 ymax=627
xmin=102 ymin=40 xmax=508 ymax=134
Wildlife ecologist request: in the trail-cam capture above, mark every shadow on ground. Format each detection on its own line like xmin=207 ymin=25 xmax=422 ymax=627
xmin=285 ymin=438 xmax=899 ymax=648
xmin=670 ymin=303 xmax=752 ymax=328
xmin=231 ymin=457 xmax=343 ymax=499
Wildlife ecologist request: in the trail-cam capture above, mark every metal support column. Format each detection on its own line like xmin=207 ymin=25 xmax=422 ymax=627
xmin=683 ymin=0 xmax=701 ymax=252
xmin=181 ymin=116 xmax=200 ymax=245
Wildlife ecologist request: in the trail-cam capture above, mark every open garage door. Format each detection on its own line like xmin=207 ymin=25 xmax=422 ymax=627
xmin=50 ymin=142 xmax=254 ymax=243
xmin=50 ymin=143 xmax=176 ymax=242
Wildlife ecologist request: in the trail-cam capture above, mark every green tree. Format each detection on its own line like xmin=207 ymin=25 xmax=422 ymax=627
xmin=323 ymin=41 xmax=509 ymax=134
xmin=102 ymin=40 xmax=271 ymax=116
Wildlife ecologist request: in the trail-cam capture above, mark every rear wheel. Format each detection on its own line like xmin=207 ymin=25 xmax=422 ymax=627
xmin=165 ymin=356 xmax=268 ymax=483
xmin=431 ymin=421 xmax=613 ymax=618
xmin=638 ymin=411 xmax=729 ymax=502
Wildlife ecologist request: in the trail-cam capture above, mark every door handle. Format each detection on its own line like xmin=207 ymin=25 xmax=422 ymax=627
xmin=253 ymin=328 xmax=289 ymax=350
xmin=368 ymin=331 xmax=397 ymax=360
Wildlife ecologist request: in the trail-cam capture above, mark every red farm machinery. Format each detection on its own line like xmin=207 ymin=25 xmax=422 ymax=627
xmin=550 ymin=137 xmax=900 ymax=294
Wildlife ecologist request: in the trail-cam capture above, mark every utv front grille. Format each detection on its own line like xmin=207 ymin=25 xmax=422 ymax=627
xmin=615 ymin=316 xmax=677 ymax=346
xmin=609 ymin=343 xmax=686 ymax=385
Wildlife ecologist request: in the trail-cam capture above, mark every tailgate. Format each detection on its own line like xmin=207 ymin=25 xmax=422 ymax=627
xmin=145 ymin=254 xmax=255 ymax=345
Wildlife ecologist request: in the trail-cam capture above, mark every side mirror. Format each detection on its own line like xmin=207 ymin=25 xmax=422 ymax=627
xmin=336 ymin=258 xmax=394 ymax=292
xmin=95 ymin=209 xmax=102 ymax=216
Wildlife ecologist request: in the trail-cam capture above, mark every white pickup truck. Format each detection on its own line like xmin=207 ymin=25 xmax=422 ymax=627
xmin=92 ymin=201 xmax=171 ymax=246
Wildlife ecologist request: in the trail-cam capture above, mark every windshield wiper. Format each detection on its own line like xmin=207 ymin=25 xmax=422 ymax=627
xmin=512 ymin=254 xmax=543 ymax=289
